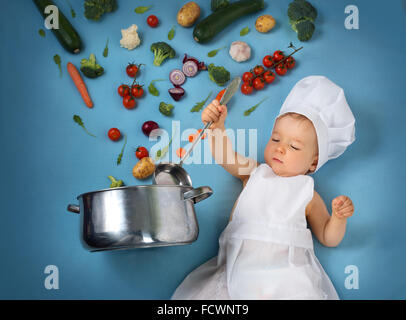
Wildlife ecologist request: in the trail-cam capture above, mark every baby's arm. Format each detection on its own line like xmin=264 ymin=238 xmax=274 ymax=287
xmin=306 ymin=191 xmax=354 ymax=247
xmin=201 ymin=99 xmax=258 ymax=181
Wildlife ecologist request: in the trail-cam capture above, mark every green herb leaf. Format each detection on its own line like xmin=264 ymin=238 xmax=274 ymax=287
xmin=103 ymin=38 xmax=109 ymax=57
xmin=148 ymin=79 xmax=165 ymax=96
xmin=135 ymin=6 xmax=153 ymax=14
xmin=240 ymin=26 xmax=250 ymax=36
xmin=66 ymin=0 xmax=76 ymax=18
xmin=168 ymin=26 xmax=175 ymax=40
xmin=73 ymin=115 xmax=96 ymax=137
xmin=190 ymin=91 xmax=212 ymax=112
xmin=117 ymin=135 xmax=127 ymax=165
xmin=207 ymin=46 xmax=226 ymax=58
xmin=38 ymin=29 xmax=45 ymax=37
xmin=53 ymin=54 xmax=62 ymax=77
xmin=243 ymin=97 xmax=268 ymax=116
xmin=155 ymin=129 xmax=177 ymax=161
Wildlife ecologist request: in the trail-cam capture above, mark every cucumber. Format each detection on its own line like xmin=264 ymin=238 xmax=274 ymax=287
xmin=193 ymin=0 xmax=265 ymax=43
xmin=33 ymin=0 xmax=82 ymax=54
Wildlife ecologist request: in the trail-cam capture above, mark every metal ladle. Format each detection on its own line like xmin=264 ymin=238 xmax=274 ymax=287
xmin=152 ymin=77 xmax=241 ymax=186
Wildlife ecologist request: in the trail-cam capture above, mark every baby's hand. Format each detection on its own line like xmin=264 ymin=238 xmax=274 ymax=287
xmin=332 ymin=195 xmax=354 ymax=219
xmin=201 ymin=99 xmax=227 ymax=130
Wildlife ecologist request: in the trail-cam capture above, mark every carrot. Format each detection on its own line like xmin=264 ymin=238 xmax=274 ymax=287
xmin=176 ymin=147 xmax=186 ymax=158
xmin=216 ymin=89 xmax=226 ymax=102
xmin=197 ymin=129 xmax=206 ymax=139
xmin=67 ymin=62 xmax=93 ymax=108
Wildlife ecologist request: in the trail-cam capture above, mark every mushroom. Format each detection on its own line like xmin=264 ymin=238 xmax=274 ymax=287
xmin=229 ymin=41 xmax=251 ymax=62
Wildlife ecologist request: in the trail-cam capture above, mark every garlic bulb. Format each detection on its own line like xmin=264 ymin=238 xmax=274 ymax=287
xmin=229 ymin=41 xmax=251 ymax=62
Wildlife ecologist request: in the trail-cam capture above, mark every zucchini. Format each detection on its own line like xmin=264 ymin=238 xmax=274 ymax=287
xmin=33 ymin=0 xmax=82 ymax=54
xmin=193 ymin=0 xmax=265 ymax=43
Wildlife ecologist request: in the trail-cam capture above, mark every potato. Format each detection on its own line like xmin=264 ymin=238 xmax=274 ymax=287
xmin=132 ymin=157 xmax=155 ymax=180
xmin=177 ymin=2 xmax=201 ymax=27
xmin=255 ymin=14 xmax=276 ymax=33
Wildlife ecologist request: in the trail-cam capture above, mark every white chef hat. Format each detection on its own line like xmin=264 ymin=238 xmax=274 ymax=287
xmin=277 ymin=75 xmax=356 ymax=172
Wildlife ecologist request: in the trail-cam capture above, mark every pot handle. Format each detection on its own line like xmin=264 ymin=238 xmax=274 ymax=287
xmin=183 ymin=186 xmax=213 ymax=204
xmin=67 ymin=204 xmax=80 ymax=214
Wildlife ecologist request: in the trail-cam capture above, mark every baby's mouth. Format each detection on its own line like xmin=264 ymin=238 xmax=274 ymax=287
xmin=272 ymin=157 xmax=283 ymax=164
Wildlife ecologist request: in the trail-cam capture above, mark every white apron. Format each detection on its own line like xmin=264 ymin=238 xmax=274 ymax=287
xmin=172 ymin=163 xmax=339 ymax=300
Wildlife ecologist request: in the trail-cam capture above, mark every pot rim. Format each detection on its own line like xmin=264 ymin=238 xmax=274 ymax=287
xmin=76 ymin=184 xmax=194 ymax=200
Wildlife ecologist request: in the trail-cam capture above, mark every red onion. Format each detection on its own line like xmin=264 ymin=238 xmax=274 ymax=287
xmin=168 ymin=86 xmax=185 ymax=101
xmin=182 ymin=60 xmax=198 ymax=77
xmin=183 ymin=54 xmax=207 ymax=71
xmin=142 ymin=121 xmax=159 ymax=137
xmin=169 ymin=69 xmax=186 ymax=86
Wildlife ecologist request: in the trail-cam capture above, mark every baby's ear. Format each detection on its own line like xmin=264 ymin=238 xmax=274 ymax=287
xmin=309 ymin=155 xmax=319 ymax=172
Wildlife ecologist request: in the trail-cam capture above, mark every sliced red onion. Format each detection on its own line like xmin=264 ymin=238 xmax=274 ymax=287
xmin=183 ymin=54 xmax=207 ymax=71
xmin=168 ymin=86 xmax=185 ymax=101
xmin=169 ymin=69 xmax=185 ymax=86
xmin=182 ymin=60 xmax=198 ymax=77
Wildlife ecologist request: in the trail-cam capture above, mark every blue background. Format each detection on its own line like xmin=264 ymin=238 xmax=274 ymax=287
xmin=1 ymin=0 xmax=405 ymax=299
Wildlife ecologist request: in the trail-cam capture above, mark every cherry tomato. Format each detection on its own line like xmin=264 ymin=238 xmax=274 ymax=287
xmin=126 ymin=63 xmax=139 ymax=78
xmin=285 ymin=56 xmax=295 ymax=69
xmin=253 ymin=77 xmax=265 ymax=90
xmin=108 ymin=128 xmax=121 ymax=141
xmin=241 ymin=82 xmax=254 ymax=95
xmin=253 ymin=65 xmax=265 ymax=76
xmin=273 ymin=50 xmax=285 ymax=62
xmin=263 ymin=71 xmax=276 ymax=84
xmin=242 ymin=71 xmax=254 ymax=83
xmin=135 ymin=146 xmax=149 ymax=160
xmin=262 ymin=55 xmax=274 ymax=68
xmin=147 ymin=15 xmax=159 ymax=27
xmin=131 ymin=85 xmax=144 ymax=98
xmin=275 ymin=63 xmax=287 ymax=76
xmin=118 ymin=84 xmax=130 ymax=97
xmin=123 ymin=95 xmax=136 ymax=109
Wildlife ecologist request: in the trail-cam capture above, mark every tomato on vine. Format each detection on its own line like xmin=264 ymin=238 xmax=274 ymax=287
xmin=131 ymin=84 xmax=144 ymax=98
xmin=263 ymin=71 xmax=276 ymax=84
xmin=262 ymin=55 xmax=274 ymax=68
xmin=147 ymin=15 xmax=159 ymax=27
xmin=253 ymin=65 xmax=265 ymax=76
xmin=253 ymin=77 xmax=265 ymax=90
xmin=273 ymin=50 xmax=285 ymax=62
xmin=118 ymin=84 xmax=130 ymax=97
xmin=123 ymin=95 xmax=136 ymax=109
xmin=285 ymin=56 xmax=295 ymax=69
xmin=275 ymin=63 xmax=287 ymax=76
xmin=242 ymin=71 xmax=254 ymax=83
xmin=241 ymin=82 xmax=254 ymax=95
xmin=126 ymin=63 xmax=142 ymax=78
xmin=108 ymin=128 xmax=121 ymax=141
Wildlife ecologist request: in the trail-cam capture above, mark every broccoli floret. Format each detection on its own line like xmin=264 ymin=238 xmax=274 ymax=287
xmin=150 ymin=42 xmax=176 ymax=66
xmin=207 ymin=63 xmax=230 ymax=87
xmin=80 ymin=54 xmax=104 ymax=78
xmin=292 ymin=19 xmax=315 ymax=41
xmin=108 ymin=176 xmax=123 ymax=188
xmin=288 ymin=0 xmax=317 ymax=41
xmin=84 ymin=0 xmax=117 ymax=21
xmin=159 ymin=102 xmax=174 ymax=117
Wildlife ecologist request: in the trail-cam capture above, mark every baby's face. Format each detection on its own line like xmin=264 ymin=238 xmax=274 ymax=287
xmin=264 ymin=115 xmax=319 ymax=177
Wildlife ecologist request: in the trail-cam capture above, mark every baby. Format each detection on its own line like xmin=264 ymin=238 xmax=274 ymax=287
xmin=172 ymin=76 xmax=356 ymax=300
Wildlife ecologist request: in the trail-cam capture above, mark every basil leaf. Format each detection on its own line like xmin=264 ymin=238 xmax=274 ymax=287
xmin=168 ymin=26 xmax=175 ymax=40
xmin=103 ymin=38 xmax=109 ymax=57
xmin=240 ymin=26 xmax=250 ymax=36
xmin=135 ymin=6 xmax=152 ymax=14
xmin=148 ymin=79 xmax=165 ymax=96
xmin=38 ymin=29 xmax=45 ymax=37
xmin=53 ymin=54 xmax=62 ymax=77
xmin=117 ymin=135 xmax=127 ymax=165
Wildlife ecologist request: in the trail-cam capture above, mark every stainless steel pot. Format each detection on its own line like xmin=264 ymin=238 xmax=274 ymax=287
xmin=67 ymin=185 xmax=213 ymax=252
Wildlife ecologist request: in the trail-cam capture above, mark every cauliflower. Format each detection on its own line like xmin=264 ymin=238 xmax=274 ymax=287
xmin=120 ymin=24 xmax=141 ymax=50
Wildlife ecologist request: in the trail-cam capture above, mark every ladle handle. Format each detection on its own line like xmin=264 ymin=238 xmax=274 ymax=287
xmin=179 ymin=121 xmax=212 ymax=166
